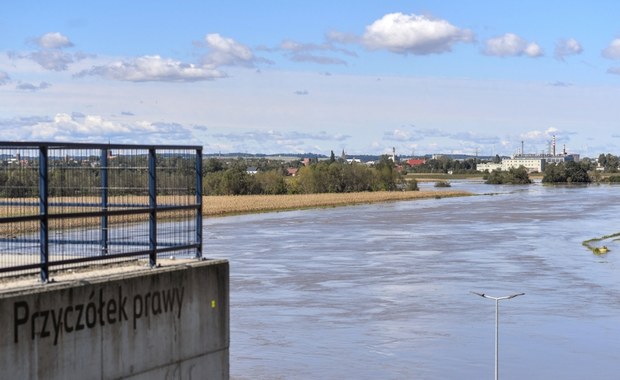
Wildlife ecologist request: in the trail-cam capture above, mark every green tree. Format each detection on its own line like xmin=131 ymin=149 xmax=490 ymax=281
xmin=221 ymin=166 xmax=258 ymax=195
xmin=291 ymin=165 xmax=320 ymax=194
xmin=605 ymin=154 xmax=619 ymax=172
xmin=374 ymin=155 xmax=398 ymax=191
xmin=204 ymin=158 xmax=224 ymax=173
xmin=406 ymin=178 xmax=419 ymax=191
xmin=203 ymin=171 xmax=224 ymax=195
xmin=255 ymin=170 xmax=287 ymax=195
xmin=484 ymin=169 xmax=504 ymax=184
xmin=542 ymin=161 xmax=591 ymax=183
xmin=608 ymin=175 xmax=620 ymax=183
xmin=598 ymin=153 xmax=607 ymax=168
xmin=3 ymin=169 xmax=37 ymax=197
xmin=342 ymin=163 xmax=375 ymax=192
xmin=288 ymin=158 xmax=410 ymax=194
xmin=484 ymin=167 xmax=531 ymax=184
xmin=203 ymin=164 xmax=261 ymax=195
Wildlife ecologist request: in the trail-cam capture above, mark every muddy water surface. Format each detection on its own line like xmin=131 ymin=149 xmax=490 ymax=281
xmin=205 ymin=182 xmax=620 ymax=379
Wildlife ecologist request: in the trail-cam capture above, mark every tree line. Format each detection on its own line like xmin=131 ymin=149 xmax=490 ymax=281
xmin=483 ymin=160 xmax=593 ymax=185
xmin=0 ymin=155 xmax=197 ymax=198
xmin=404 ymin=156 xmax=478 ymax=174
xmin=3 ymin=151 xmax=620 ymax=197
xmin=203 ymin=155 xmax=418 ymax=195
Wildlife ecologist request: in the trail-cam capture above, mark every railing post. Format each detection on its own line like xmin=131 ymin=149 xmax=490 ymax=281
xmin=148 ymin=148 xmax=157 ymax=268
xmin=39 ymin=146 xmax=49 ymax=283
xmin=195 ymin=148 xmax=203 ymax=259
xmin=100 ymin=148 xmax=109 ymax=255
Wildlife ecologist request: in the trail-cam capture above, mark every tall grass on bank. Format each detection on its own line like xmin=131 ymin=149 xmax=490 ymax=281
xmin=203 ymin=190 xmax=471 ymax=217
xmin=0 ymin=195 xmax=196 ymax=236
xmin=0 ymin=190 xmax=471 ymax=235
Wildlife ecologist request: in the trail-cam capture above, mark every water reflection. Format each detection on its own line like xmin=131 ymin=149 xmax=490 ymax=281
xmin=205 ymin=181 xmax=620 ymax=380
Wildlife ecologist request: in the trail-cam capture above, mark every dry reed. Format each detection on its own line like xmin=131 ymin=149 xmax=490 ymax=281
xmin=0 ymin=190 xmax=471 ymax=235
xmin=203 ymin=190 xmax=471 ymax=217
xmin=0 ymin=195 xmax=196 ymax=236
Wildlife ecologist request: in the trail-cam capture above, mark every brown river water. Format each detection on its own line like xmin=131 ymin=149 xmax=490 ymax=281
xmin=205 ymin=181 xmax=620 ymax=379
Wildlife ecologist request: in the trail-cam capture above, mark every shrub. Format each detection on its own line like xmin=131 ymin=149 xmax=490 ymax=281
xmin=484 ymin=167 xmax=531 ymax=185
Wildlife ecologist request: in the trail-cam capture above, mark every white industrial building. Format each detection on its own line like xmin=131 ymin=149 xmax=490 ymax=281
xmin=478 ymin=135 xmax=579 ymax=173
xmin=477 ymin=158 xmax=545 ymax=173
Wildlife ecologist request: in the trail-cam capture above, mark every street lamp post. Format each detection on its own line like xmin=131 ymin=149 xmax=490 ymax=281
xmin=471 ymin=292 xmax=524 ymax=380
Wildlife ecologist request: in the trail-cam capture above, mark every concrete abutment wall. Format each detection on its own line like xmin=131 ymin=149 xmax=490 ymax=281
xmin=0 ymin=259 xmax=229 ymax=380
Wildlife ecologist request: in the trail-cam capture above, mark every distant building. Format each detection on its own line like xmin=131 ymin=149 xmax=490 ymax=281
xmin=246 ymin=167 xmax=258 ymax=175
xmin=407 ymin=158 xmax=426 ymax=167
xmin=503 ymin=158 xmax=545 ymax=173
xmin=477 ymin=162 xmax=503 ymax=172
xmin=478 ymin=135 xmax=579 ymax=173
xmin=287 ymin=168 xmax=298 ymax=176
xmin=477 ymin=157 xmax=545 ymax=173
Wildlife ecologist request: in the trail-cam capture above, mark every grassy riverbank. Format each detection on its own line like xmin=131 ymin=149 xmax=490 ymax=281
xmin=203 ymin=190 xmax=471 ymax=217
xmin=0 ymin=190 xmax=471 ymax=236
xmin=406 ymin=173 xmax=484 ymax=182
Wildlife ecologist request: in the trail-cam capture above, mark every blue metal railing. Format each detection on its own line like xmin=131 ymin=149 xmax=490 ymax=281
xmin=0 ymin=142 xmax=203 ymax=282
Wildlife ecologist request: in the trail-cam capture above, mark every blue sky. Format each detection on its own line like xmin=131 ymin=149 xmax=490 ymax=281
xmin=2 ymin=1 xmax=620 ymax=157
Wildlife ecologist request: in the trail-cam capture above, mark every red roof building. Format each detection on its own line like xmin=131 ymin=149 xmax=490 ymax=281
xmin=407 ymin=158 xmax=426 ymax=167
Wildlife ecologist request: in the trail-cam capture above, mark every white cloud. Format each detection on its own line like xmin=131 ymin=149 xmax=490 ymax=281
xmin=554 ymin=38 xmax=583 ymax=60
xmin=602 ymin=38 xmax=620 ymax=59
xmin=520 ymin=127 xmax=559 ymax=143
xmin=77 ymin=55 xmax=225 ymax=82
xmin=11 ymin=32 xmax=87 ymax=71
xmin=0 ymin=113 xmax=196 ymax=144
xmin=29 ymin=49 xmax=76 ymax=71
xmin=483 ymin=33 xmax=543 ymax=57
xmin=10 ymin=32 xmax=261 ymax=83
xmin=211 ymin=129 xmax=350 ymax=153
xmin=204 ymin=33 xmax=259 ymax=67
xmin=77 ymin=34 xmax=261 ymax=82
xmin=36 ymin=32 xmax=73 ymax=49
xmin=30 ymin=113 xmax=129 ymax=140
xmin=362 ymin=13 xmax=474 ymax=54
xmin=385 ymin=128 xmax=415 ymax=141
xmin=524 ymin=42 xmax=544 ymax=57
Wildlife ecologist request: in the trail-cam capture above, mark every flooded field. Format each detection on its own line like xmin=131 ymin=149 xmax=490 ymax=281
xmin=205 ymin=181 xmax=620 ymax=379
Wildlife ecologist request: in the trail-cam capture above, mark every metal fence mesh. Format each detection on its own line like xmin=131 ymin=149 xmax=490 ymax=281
xmin=0 ymin=142 xmax=202 ymax=280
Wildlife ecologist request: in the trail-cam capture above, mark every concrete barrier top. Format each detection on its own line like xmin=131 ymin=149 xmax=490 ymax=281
xmin=0 ymin=258 xmax=228 ymax=296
